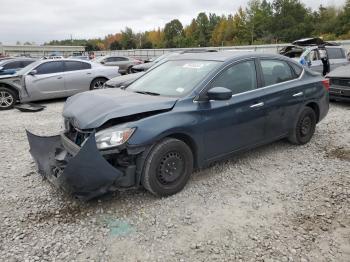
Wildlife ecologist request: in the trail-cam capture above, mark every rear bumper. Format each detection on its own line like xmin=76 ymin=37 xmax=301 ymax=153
xmin=329 ymin=86 xmax=350 ymax=102
xmin=330 ymin=95 xmax=350 ymax=102
xmin=26 ymin=130 xmax=124 ymax=200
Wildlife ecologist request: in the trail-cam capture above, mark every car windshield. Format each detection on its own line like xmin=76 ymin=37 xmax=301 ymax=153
xmin=127 ymin=60 xmax=221 ymax=97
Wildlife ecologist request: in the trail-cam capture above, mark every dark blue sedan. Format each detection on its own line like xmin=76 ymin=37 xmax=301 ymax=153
xmin=0 ymin=58 xmax=36 ymax=75
xmin=27 ymin=51 xmax=329 ymax=200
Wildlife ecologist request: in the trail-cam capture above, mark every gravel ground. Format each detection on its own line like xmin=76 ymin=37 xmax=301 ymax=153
xmin=0 ymin=100 xmax=349 ymax=262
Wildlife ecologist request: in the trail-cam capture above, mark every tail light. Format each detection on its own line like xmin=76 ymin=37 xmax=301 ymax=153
xmin=322 ymin=79 xmax=330 ymax=91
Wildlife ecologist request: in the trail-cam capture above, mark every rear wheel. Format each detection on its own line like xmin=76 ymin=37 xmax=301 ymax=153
xmin=288 ymin=107 xmax=317 ymax=145
xmin=142 ymin=138 xmax=193 ymax=197
xmin=127 ymin=66 xmax=133 ymax=74
xmin=90 ymin=78 xmax=107 ymax=90
xmin=0 ymin=87 xmax=17 ymax=110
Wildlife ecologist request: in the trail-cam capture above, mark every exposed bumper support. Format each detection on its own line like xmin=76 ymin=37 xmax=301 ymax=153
xmin=26 ymin=130 xmax=123 ymax=200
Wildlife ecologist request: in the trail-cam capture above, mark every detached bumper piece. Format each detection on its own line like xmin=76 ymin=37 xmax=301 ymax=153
xmin=15 ymin=103 xmax=46 ymax=112
xmin=26 ymin=130 xmax=123 ymax=200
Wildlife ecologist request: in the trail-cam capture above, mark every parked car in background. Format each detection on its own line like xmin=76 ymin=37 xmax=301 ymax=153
xmin=0 ymin=57 xmax=13 ymax=62
xmin=0 ymin=58 xmax=36 ymax=76
xmin=131 ymin=50 xmax=218 ymax=73
xmin=280 ymin=38 xmax=349 ymax=73
xmin=0 ymin=59 xmax=120 ymax=110
xmin=130 ymin=53 xmax=174 ymax=73
xmin=68 ymin=56 xmax=89 ymax=61
xmin=327 ymin=64 xmax=350 ymax=102
xmin=26 ymin=51 xmax=329 ymax=200
xmin=104 ymin=72 xmax=145 ymax=89
xmin=94 ymin=55 xmax=142 ymax=74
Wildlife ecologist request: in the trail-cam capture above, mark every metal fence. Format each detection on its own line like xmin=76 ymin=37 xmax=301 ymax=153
xmin=0 ymin=44 xmax=85 ymax=58
xmin=95 ymin=40 xmax=350 ymax=60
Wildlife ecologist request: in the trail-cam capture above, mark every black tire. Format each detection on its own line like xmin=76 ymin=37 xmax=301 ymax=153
xmin=288 ymin=107 xmax=317 ymax=145
xmin=90 ymin=78 xmax=107 ymax=90
xmin=0 ymin=87 xmax=17 ymax=110
xmin=142 ymin=138 xmax=193 ymax=197
xmin=127 ymin=66 xmax=133 ymax=74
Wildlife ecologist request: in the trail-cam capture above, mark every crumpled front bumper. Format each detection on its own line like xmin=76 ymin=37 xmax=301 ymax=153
xmin=26 ymin=130 xmax=123 ymax=200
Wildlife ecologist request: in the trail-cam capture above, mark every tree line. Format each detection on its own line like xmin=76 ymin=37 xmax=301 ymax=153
xmin=47 ymin=0 xmax=350 ymax=51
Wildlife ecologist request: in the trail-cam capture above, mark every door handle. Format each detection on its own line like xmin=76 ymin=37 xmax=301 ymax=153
xmin=250 ymin=102 xmax=264 ymax=108
xmin=57 ymin=76 xmax=63 ymax=79
xmin=87 ymin=73 xmax=92 ymax=75
xmin=293 ymin=92 xmax=303 ymax=97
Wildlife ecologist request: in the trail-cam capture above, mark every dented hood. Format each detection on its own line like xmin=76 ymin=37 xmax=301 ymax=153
xmin=63 ymin=88 xmax=178 ymax=129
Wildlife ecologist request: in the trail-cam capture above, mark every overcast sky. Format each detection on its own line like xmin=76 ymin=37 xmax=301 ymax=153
xmin=0 ymin=0 xmax=345 ymax=45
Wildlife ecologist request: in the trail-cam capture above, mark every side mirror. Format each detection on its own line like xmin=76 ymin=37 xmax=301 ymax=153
xmin=100 ymin=61 xmax=105 ymax=64
xmin=307 ymin=60 xmax=312 ymax=67
xmin=207 ymin=87 xmax=232 ymax=101
xmin=28 ymin=70 xmax=37 ymax=76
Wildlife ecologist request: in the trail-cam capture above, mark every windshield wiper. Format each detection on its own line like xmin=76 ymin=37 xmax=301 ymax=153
xmin=134 ymin=91 xmax=160 ymax=96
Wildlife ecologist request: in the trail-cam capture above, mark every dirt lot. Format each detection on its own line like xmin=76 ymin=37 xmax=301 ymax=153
xmin=0 ymin=100 xmax=349 ymax=262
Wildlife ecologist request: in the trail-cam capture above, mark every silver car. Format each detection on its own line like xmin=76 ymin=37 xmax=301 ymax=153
xmin=0 ymin=59 xmax=120 ymax=110
xmin=280 ymin=38 xmax=349 ymax=73
xmin=94 ymin=55 xmax=142 ymax=74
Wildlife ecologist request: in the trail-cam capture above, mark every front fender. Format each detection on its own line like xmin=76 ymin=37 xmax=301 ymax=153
xmin=127 ymin=110 xmax=205 ymax=167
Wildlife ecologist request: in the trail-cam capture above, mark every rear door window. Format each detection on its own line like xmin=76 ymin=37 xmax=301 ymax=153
xmin=289 ymin=62 xmax=303 ymax=77
xmin=260 ymin=59 xmax=295 ymax=86
xmin=211 ymin=60 xmax=257 ymax=95
xmin=326 ymin=48 xmax=346 ymax=59
xmin=64 ymin=61 xmax=91 ymax=71
xmin=35 ymin=61 xmax=64 ymax=75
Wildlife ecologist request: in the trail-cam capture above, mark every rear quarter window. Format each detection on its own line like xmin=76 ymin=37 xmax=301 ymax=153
xmin=326 ymin=48 xmax=346 ymax=59
xmin=289 ymin=62 xmax=303 ymax=77
xmin=64 ymin=61 xmax=91 ymax=71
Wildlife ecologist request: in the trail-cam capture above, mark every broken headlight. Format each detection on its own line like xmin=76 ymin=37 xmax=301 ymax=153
xmin=95 ymin=126 xmax=135 ymax=150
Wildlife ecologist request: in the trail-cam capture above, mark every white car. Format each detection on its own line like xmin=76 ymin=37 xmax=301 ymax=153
xmin=0 ymin=59 xmax=120 ymax=110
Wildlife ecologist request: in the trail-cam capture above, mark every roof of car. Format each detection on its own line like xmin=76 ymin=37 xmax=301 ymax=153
xmin=167 ymin=51 xmax=289 ymax=62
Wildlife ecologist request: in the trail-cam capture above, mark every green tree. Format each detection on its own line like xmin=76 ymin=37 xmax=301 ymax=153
xmin=195 ymin=12 xmax=210 ymax=47
xmin=271 ymin=0 xmax=314 ymax=42
xmin=120 ymin=27 xmax=137 ymax=49
xmin=164 ymin=19 xmax=184 ymax=47
xmin=337 ymin=0 xmax=350 ymax=36
xmin=110 ymin=41 xmax=121 ymax=50
xmin=246 ymin=0 xmax=274 ymax=43
xmin=184 ymin=19 xmax=198 ymax=47
xmin=232 ymin=7 xmax=250 ymax=44
xmin=312 ymin=5 xmax=339 ymax=38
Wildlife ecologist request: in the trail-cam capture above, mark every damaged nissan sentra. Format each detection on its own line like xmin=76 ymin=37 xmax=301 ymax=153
xmin=27 ymin=51 xmax=329 ymax=200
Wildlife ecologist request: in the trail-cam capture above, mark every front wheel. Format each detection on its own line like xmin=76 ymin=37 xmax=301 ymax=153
xmin=0 ymin=87 xmax=17 ymax=110
xmin=142 ymin=138 xmax=193 ymax=197
xmin=90 ymin=78 xmax=107 ymax=90
xmin=288 ymin=107 xmax=317 ymax=145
